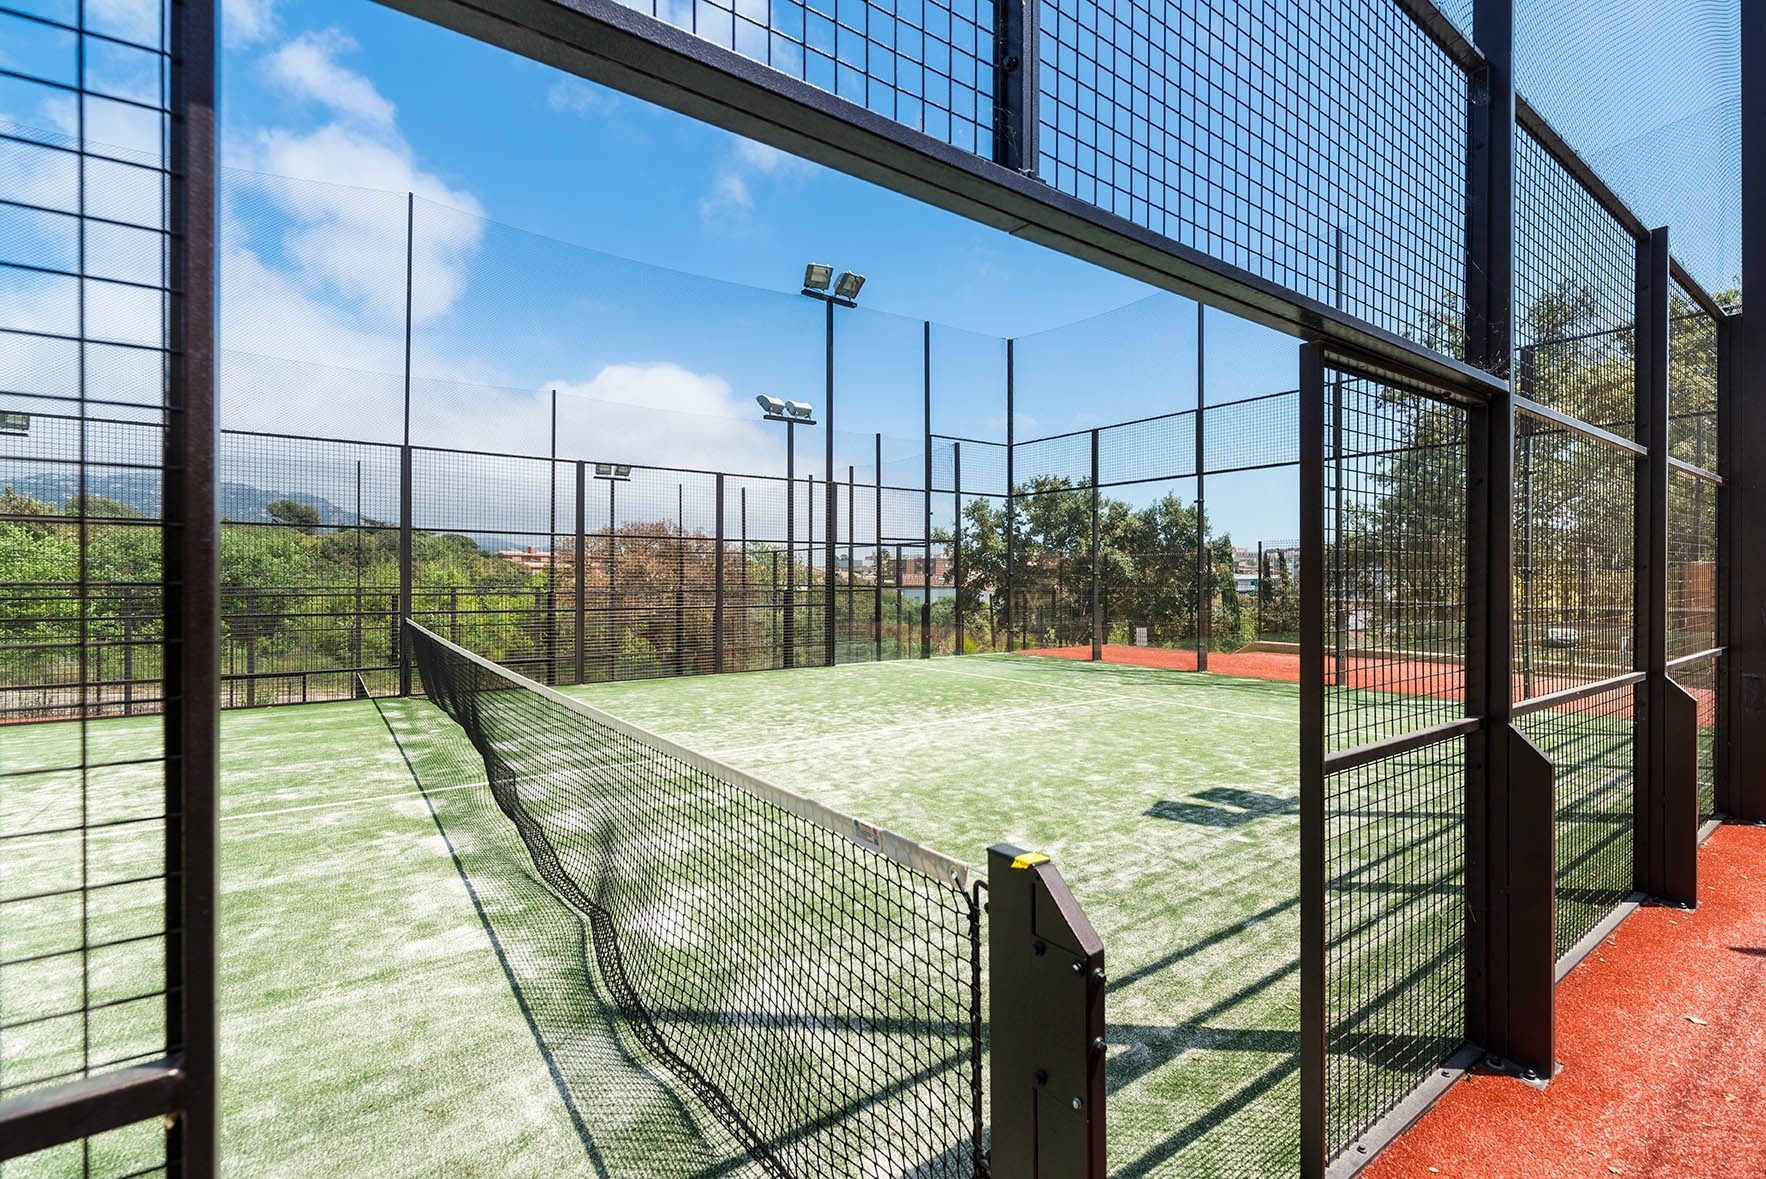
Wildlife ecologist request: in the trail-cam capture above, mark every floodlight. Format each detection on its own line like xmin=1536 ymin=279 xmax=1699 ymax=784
xmin=757 ymin=395 xmax=786 ymax=415
xmin=0 ymin=411 xmax=28 ymax=436
xmin=785 ymin=400 xmax=814 ymax=420
xmin=802 ymin=263 xmax=834 ymax=291
xmin=595 ymin=462 xmax=614 ymax=476
xmin=614 ymin=465 xmax=632 ymax=478
xmin=833 ymin=272 xmax=866 ymax=300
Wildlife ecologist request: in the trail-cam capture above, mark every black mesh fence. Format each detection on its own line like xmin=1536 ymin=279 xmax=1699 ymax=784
xmin=1323 ymin=377 xmax=1470 ymax=756
xmin=0 ymin=0 xmax=184 ymax=1169
xmin=1514 ymin=684 xmax=1637 ymax=958
xmin=406 ymin=623 xmax=986 ymax=1178
xmin=1317 ymin=366 xmax=1470 ymax=1163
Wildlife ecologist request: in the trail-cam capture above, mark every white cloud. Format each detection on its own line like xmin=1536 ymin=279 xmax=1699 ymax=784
xmin=549 ymin=364 xmax=784 ymax=477
xmin=264 ymin=31 xmax=396 ymax=128
xmin=85 ymin=0 xmax=159 ymax=46
xmin=699 ymin=136 xmax=815 ymax=229
xmin=223 ymin=0 xmax=279 ymax=49
xmin=547 ymin=78 xmax=614 ymax=116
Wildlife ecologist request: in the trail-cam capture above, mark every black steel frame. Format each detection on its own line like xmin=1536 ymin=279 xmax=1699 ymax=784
xmin=0 ymin=0 xmax=219 ymax=1171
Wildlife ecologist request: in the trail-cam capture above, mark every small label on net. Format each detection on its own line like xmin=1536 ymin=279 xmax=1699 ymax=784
xmin=852 ymin=820 xmax=883 ymax=851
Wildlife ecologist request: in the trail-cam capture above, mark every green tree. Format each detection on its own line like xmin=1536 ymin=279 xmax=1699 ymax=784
xmin=267 ymin=499 xmax=322 ymax=533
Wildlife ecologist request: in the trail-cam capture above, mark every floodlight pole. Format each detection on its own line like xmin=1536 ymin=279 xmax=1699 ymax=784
xmin=801 ymin=283 xmax=858 ymax=668
xmin=763 ymin=410 xmax=819 ymax=668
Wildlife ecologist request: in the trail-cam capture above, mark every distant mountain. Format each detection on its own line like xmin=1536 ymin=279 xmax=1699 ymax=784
xmin=2 ymin=470 xmax=355 ymax=526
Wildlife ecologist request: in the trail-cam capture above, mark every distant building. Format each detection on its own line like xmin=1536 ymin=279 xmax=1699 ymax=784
xmin=497 ymin=546 xmax=571 ymax=574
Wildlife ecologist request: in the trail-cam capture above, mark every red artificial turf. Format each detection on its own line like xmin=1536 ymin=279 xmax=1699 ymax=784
xmin=1363 ymin=824 xmax=1766 ymax=1179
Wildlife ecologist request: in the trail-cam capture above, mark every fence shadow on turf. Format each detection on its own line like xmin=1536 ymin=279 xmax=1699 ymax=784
xmin=368 ymin=692 xmax=767 ymax=1179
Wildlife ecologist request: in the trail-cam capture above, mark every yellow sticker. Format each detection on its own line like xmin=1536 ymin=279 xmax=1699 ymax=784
xmin=1011 ymin=852 xmax=1050 ymax=869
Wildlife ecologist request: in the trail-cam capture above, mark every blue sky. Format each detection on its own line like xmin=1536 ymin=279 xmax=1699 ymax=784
xmin=203 ymin=0 xmax=1304 ymax=541
xmin=5 ymin=0 xmax=1731 ymax=547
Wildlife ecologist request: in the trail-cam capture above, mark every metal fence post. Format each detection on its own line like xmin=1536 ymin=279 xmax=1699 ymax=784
xmin=575 ymin=461 xmax=587 ymax=684
xmin=1637 ymin=226 xmax=1695 ymax=902
xmin=923 ymin=320 xmax=934 ymax=659
xmin=993 ymin=0 xmax=1038 ymax=173
xmin=1090 ymin=428 xmax=1101 ymax=661
xmin=847 ymin=464 xmax=856 ymax=658
xmin=826 ymin=300 xmax=838 ymax=669
xmin=953 ymin=442 xmax=964 ymax=654
xmin=1006 ymin=339 xmax=1016 ymax=652
xmin=1196 ymin=303 xmax=1209 ymax=669
xmin=165 ymin=0 xmax=219 ymax=1158
xmin=676 ymin=483 xmax=687 ymax=677
xmin=714 ymin=473 xmax=725 ymax=674
xmin=875 ymin=433 xmax=884 ymax=661
xmin=398 ymin=445 xmax=413 ymax=696
xmin=1733 ymin=0 xmax=1766 ymax=820
xmin=1298 ymin=341 xmax=1326 ymax=1179
xmin=1465 ymin=0 xmax=1553 ymax=1080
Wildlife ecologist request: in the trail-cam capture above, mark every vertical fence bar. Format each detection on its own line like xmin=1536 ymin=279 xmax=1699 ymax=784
xmin=953 ymin=443 xmax=964 ymax=654
xmin=548 ymin=391 xmax=559 ymax=684
xmin=1255 ymin=540 xmax=1264 ymax=641
xmin=398 ymin=192 xmax=415 ymax=697
xmin=676 ymin=484 xmax=687 ymax=677
xmin=166 ymin=0 xmax=220 ymax=1159
xmin=875 ymin=433 xmax=884 ymax=661
xmin=1638 ymin=227 xmax=1693 ymax=901
xmin=785 ymin=423 xmax=797 ymax=669
xmin=1716 ymin=314 xmax=1738 ymax=814
xmin=1089 ymin=428 xmax=1101 ymax=662
xmin=1006 ymin=339 xmax=1016 ymax=652
xmin=1196 ymin=304 xmax=1209 ymax=670
xmin=1735 ymin=0 xmax=1766 ymax=820
xmin=1298 ymin=341 xmax=1325 ymax=1179
xmin=575 ymin=461 xmax=587 ymax=684
xmin=992 ymin=0 xmax=1037 ymax=172
xmin=715 ymin=473 xmax=726 ymax=674
xmin=848 ymin=464 xmax=856 ymax=657
xmin=923 ymin=321 xmax=934 ymax=659
xmin=826 ymin=300 xmax=838 ymax=669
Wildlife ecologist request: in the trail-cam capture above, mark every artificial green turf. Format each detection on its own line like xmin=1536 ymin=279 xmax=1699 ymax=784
xmin=3 ymin=653 xmax=1636 ymax=1177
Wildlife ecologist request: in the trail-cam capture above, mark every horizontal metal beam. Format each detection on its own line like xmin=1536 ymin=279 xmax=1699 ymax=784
xmin=1511 ymin=670 xmax=1647 ymax=719
xmin=1667 ymin=646 xmax=1727 ymax=672
xmin=1514 ymin=396 xmax=1648 ymax=457
xmin=1322 ymin=717 xmax=1485 ymax=775
xmin=373 ymin=0 xmax=1507 ymax=399
xmin=0 ymin=1062 xmax=185 ymax=1162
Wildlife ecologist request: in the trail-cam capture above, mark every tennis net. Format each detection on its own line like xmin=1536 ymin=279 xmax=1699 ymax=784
xmin=405 ymin=621 xmax=987 ymax=1177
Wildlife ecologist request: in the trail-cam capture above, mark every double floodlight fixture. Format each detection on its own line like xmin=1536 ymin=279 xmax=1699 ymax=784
xmin=756 ymin=394 xmax=815 ymax=423
xmin=593 ymin=462 xmax=633 ymax=480
xmin=801 ymin=262 xmax=865 ymax=303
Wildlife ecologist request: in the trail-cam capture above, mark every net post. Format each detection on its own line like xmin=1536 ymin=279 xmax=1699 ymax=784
xmin=985 ymin=844 xmax=1106 ymax=1179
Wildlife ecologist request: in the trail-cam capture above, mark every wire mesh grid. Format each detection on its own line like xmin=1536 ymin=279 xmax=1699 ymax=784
xmin=1667 ymin=467 xmax=1718 ymax=661
xmin=1035 ymin=0 xmax=1469 ymax=358
xmin=1512 ymin=412 xmax=1637 ymax=700
xmin=0 ymin=0 xmax=177 ymax=1171
xmin=1323 ymin=373 xmax=1470 ymax=756
xmin=1515 ymin=683 xmax=1636 ymax=959
xmin=1512 ymin=128 xmax=1641 ymax=437
xmin=1668 ymin=654 xmax=1720 ymax=822
xmin=409 ymin=624 xmax=985 ymax=1178
xmin=1095 ymin=412 xmax=1193 ymax=486
xmin=1667 ymin=288 xmax=1719 ymax=474
xmin=617 ymin=0 xmax=997 ymax=155
xmin=1322 ymin=736 xmax=1466 ymax=1160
